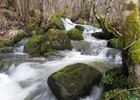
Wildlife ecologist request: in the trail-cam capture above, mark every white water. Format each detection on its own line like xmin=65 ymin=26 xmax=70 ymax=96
xmin=0 ymin=18 xmax=122 ymax=100
xmin=13 ymin=38 xmax=27 ymax=54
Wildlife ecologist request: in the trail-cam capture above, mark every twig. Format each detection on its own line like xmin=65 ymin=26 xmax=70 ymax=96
xmin=124 ymin=41 xmax=136 ymax=50
xmin=112 ymin=28 xmax=123 ymax=38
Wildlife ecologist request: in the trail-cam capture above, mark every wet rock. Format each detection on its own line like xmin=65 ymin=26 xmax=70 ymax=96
xmin=48 ymin=63 xmax=102 ymax=100
xmin=75 ymin=25 xmax=84 ymax=31
xmin=107 ymin=38 xmax=122 ymax=49
xmin=67 ymin=28 xmax=83 ymax=40
xmin=91 ymin=32 xmax=114 ymax=40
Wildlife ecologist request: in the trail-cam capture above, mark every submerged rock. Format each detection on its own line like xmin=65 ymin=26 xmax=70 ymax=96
xmin=67 ymin=28 xmax=83 ymax=40
xmin=48 ymin=63 xmax=102 ymax=100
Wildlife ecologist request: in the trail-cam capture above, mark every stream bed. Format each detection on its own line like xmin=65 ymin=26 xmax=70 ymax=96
xmin=0 ymin=18 xmax=122 ymax=100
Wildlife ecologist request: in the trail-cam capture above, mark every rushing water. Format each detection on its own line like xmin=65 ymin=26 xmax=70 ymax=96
xmin=0 ymin=18 xmax=122 ymax=100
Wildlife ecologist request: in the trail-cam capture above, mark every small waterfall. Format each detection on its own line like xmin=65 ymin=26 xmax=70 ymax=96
xmin=0 ymin=18 xmax=122 ymax=100
xmin=13 ymin=38 xmax=27 ymax=54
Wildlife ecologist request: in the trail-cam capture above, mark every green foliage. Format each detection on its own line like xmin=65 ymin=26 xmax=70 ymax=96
xmin=101 ymin=89 xmax=140 ymax=100
xmin=49 ymin=16 xmax=65 ymax=30
xmin=102 ymin=68 xmax=128 ymax=92
xmin=123 ymin=10 xmax=140 ymax=47
xmin=129 ymin=39 xmax=140 ymax=64
xmin=127 ymin=91 xmax=140 ymax=100
xmin=102 ymin=73 xmax=115 ymax=85
xmin=126 ymin=1 xmax=137 ymax=11
xmin=98 ymin=16 xmax=113 ymax=33
xmin=67 ymin=28 xmax=83 ymax=40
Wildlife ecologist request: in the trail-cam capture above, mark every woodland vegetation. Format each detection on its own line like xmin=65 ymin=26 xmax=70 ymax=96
xmin=1 ymin=0 xmax=140 ymax=100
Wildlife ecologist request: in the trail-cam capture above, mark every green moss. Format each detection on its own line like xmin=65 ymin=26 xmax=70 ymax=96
xmin=48 ymin=63 xmax=102 ymax=99
xmin=126 ymin=1 xmax=137 ymax=11
xmin=53 ymin=63 xmax=101 ymax=80
xmin=24 ymin=35 xmax=42 ymax=55
xmin=45 ymin=29 xmax=72 ymax=50
xmin=49 ymin=16 xmax=64 ymax=30
xmin=129 ymin=39 xmax=140 ymax=64
xmin=123 ymin=10 xmax=140 ymax=47
xmin=67 ymin=28 xmax=83 ymax=40
xmin=98 ymin=16 xmax=113 ymax=33
xmin=107 ymin=38 xmax=122 ymax=49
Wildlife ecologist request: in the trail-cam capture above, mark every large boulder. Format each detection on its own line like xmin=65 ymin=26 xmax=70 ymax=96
xmin=45 ymin=29 xmax=72 ymax=50
xmin=48 ymin=63 xmax=102 ymax=100
xmin=67 ymin=28 xmax=83 ymax=40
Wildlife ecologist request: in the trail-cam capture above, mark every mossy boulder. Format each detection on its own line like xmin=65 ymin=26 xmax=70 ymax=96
xmin=48 ymin=63 xmax=102 ymax=100
xmin=102 ymin=68 xmax=128 ymax=92
xmin=92 ymin=32 xmax=114 ymax=40
xmin=75 ymin=25 xmax=84 ymax=31
xmin=67 ymin=28 xmax=83 ymax=40
xmin=45 ymin=29 xmax=72 ymax=50
xmin=24 ymin=35 xmax=42 ymax=55
xmin=107 ymin=38 xmax=122 ymax=49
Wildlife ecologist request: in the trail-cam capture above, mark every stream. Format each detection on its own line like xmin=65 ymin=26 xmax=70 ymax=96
xmin=0 ymin=18 xmax=122 ymax=100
